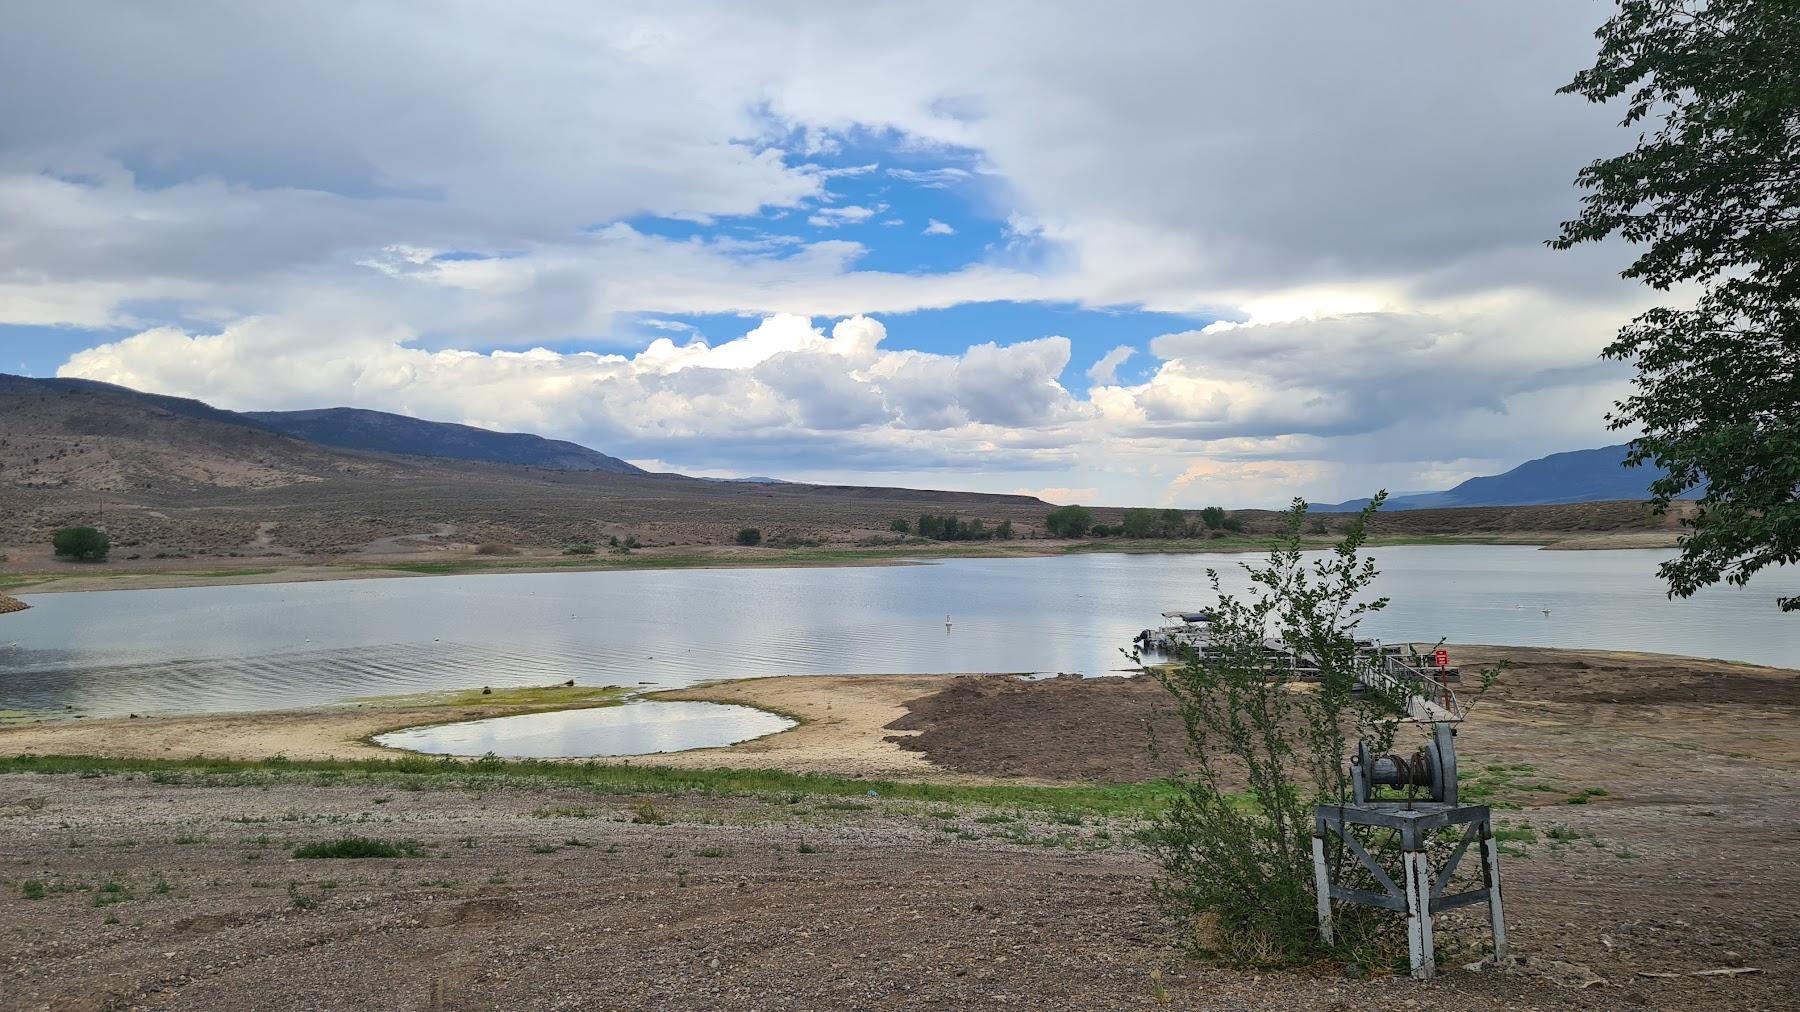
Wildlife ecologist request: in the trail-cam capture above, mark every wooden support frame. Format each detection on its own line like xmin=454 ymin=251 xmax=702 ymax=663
xmin=1312 ymin=802 xmax=1506 ymax=980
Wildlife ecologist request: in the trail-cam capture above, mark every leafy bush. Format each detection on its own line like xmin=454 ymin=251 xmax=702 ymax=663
xmin=914 ymin=514 xmax=1002 ymax=541
xmin=52 ymin=526 xmax=109 ymax=561
xmin=890 ymin=518 xmax=910 ymax=535
xmin=1044 ymin=505 xmax=1094 ymax=538
xmin=1199 ymin=506 xmax=1227 ymax=530
xmin=735 ymin=528 xmax=763 ymax=546
xmin=1146 ymin=494 xmax=1428 ymax=964
xmin=292 ymin=836 xmax=417 ymax=859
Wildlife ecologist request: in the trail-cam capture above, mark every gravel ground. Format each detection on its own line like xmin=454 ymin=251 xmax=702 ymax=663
xmin=1 ymin=767 xmax=1794 ymax=1012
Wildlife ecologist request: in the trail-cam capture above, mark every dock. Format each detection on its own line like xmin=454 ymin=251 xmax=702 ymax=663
xmin=1134 ymin=609 xmax=1461 ymax=708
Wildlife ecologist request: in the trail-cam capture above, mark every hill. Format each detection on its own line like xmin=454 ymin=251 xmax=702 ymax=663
xmin=247 ymin=407 xmax=645 ymax=474
xmin=1317 ymin=444 xmax=1696 ymax=512
xmin=0 ymin=373 xmax=1051 ymax=559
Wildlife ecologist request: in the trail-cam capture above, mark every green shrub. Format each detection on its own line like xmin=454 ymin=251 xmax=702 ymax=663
xmin=1044 ymin=505 xmax=1094 ymax=538
xmin=292 ymin=836 xmax=416 ymax=859
xmin=735 ymin=528 xmax=762 ymax=546
xmin=1145 ymin=494 xmax=1500 ymax=965
xmin=52 ymin=526 xmax=109 ymax=561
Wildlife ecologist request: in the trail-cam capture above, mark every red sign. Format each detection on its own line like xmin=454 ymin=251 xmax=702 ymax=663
xmin=1433 ymin=648 xmax=1450 ymax=669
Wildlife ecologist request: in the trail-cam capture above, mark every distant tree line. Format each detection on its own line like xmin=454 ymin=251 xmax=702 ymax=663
xmin=892 ymin=514 xmax=1014 ymax=541
xmin=1045 ymin=505 xmax=1243 ymax=539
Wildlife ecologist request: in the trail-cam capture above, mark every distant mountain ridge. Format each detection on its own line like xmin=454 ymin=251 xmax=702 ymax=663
xmin=1317 ymin=444 xmax=1697 ymax=512
xmin=247 ymin=407 xmax=645 ymax=474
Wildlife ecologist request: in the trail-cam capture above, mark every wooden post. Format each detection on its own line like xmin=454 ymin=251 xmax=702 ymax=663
xmin=1311 ymin=832 xmax=1334 ymax=945
xmin=1403 ymin=849 xmax=1435 ymax=979
xmin=1481 ymin=823 xmax=1508 ymax=964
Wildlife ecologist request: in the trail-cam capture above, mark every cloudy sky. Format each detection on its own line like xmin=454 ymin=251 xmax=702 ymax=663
xmin=0 ymin=2 xmax=1650 ymax=506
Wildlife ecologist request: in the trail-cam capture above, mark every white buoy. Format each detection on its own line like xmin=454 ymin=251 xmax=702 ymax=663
xmin=944 ymin=613 xmax=953 ymax=628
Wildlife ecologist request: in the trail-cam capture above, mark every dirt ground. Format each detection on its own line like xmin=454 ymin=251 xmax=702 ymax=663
xmin=1 ymin=647 xmax=1796 ymax=1010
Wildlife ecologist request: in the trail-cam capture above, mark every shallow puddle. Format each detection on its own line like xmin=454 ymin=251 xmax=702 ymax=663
xmin=373 ymin=700 xmax=795 ymax=758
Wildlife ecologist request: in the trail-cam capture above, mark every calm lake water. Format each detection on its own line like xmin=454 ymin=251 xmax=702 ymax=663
xmin=374 ymin=701 xmax=795 ymax=759
xmin=1 ymin=547 xmax=1795 ymax=719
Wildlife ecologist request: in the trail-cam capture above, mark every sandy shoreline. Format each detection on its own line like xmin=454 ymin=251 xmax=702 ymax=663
xmin=0 ymin=529 xmax=1676 ymax=595
xmin=4 ymin=643 xmax=1792 ymax=785
xmin=0 ymin=674 xmax=1011 ymax=782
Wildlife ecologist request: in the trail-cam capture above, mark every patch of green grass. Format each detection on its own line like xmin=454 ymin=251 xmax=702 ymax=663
xmin=1565 ymin=787 xmax=1609 ymax=805
xmin=20 ymin=880 xmax=45 ymax=901
xmin=91 ymin=880 xmax=131 ymax=907
xmin=292 ymin=836 xmax=419 ymax=859
xmin=353 ymin=684 xmax=629 ymax=711
xmin=1493 ymin=827 xmax=1538 ymax=844
xmin=1546 ymin=825 xmax=1585 ymax=843
xmin=694 ymin=846 xmax=729 ymax=858
xmin=529 ymin=843 xmax=561 ymax=854
xmin=795 ymin=842 xmax=822 ymax=854
xmin=287 ymin=882 xmax=317 ymax=909
xmin=0 ymin=753 xmax=1181 ymax=818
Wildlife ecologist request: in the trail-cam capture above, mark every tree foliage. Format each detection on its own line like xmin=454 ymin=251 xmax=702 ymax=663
xmin=52 ymin=526 xmax=109 ymax=561
xmin=735 ymin=528 xmax=762 ymax=546
xmin=1043 ymin=504 xmax=1095 ymax=537
xmin=1552 ymin=0 xmax=1800 ymax=610
xmin=914 ymin=513 xmax=1007 ymax=541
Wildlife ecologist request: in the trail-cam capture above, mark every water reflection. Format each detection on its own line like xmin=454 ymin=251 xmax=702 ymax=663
xmin=373 ymin=701 xmax=795 ymax=758
xmin=1 ymin=547 xmax=1794 ymax=717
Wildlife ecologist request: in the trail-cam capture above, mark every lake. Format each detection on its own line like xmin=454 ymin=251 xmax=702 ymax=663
xmin=1 ymin=546 xmax=1794 ymax=719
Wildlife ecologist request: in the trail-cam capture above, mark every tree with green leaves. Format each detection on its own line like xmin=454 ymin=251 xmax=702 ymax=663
xmin=1044 ymin=504 xmax=1095 ymax=538
xmin=1121 ymin=507 xmax=1158 ymax=538
xmin=52 ymin=526 xmax=109 ymax=561
xmin=1553 ymin=0 xmax=1799 ymax=610
xmin=1199 ymin=506 xmax=1227 ymax=531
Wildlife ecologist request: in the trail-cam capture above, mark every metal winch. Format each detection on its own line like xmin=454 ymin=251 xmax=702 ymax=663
xmin=1350 ymin=721 xmax=1458 ymax=805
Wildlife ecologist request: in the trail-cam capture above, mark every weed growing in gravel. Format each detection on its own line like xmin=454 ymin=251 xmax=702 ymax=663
xmin=631 ymin=801 xmax=665 ymax=825
xmin=292 ymin=836 xmax=419 ymax=859
xmin=91 ymin=880 xmax=130 ymax=907
xmin=694 ymin=846 xmax=729 ymax=858
xmin=529 ymin=843 xmax=561 ymax=854
xmin=20 ymin=880 xmax=45 ymax=900
xmin=287 ymin=883 xmax=317 ymax=909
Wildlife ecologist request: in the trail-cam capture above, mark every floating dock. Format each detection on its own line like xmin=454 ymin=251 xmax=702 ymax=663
xmin=1135 ymin=609 xmax=1461 ymax=697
